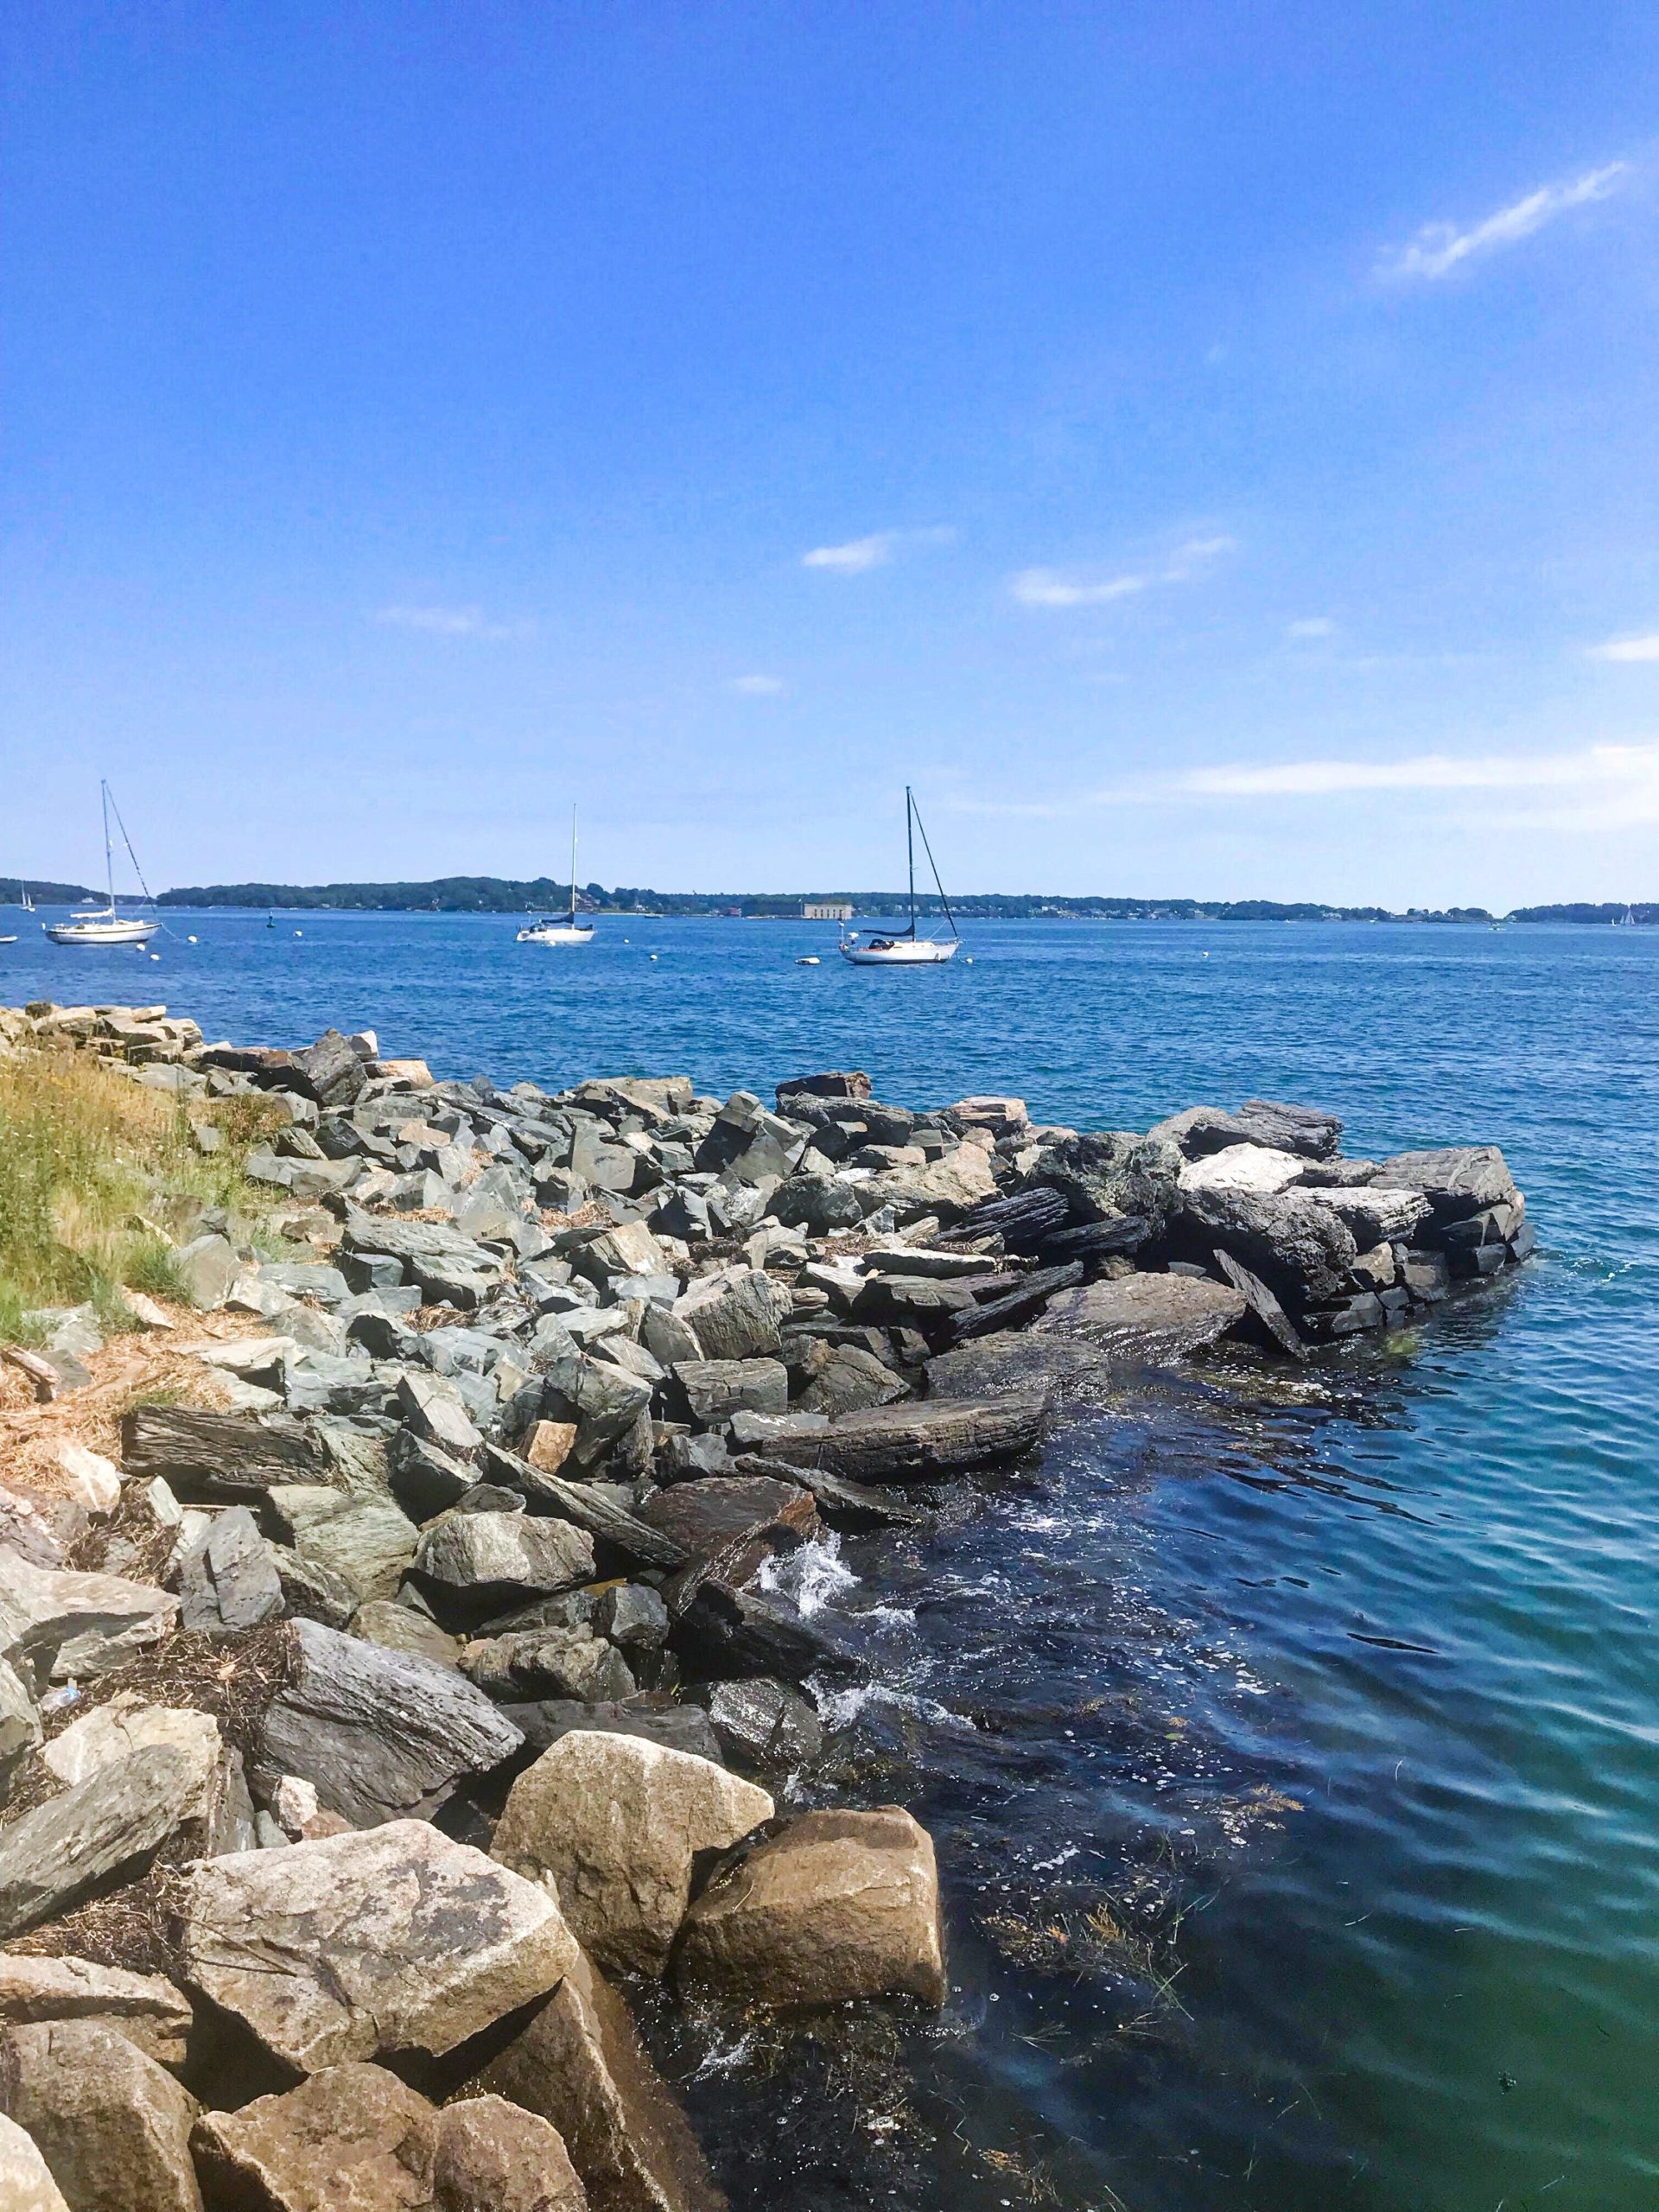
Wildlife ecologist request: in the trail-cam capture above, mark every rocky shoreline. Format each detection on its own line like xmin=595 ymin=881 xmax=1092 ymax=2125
xmin=0 ymin=1001 xmax=1533 ymax=2212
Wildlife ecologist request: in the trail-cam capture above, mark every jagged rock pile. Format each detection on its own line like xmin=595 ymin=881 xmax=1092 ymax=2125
xmin=0 ymin=1005 xmax=1533 ymax=2209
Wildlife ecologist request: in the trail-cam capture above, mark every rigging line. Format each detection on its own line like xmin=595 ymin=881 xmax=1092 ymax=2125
xmin=104 ymin=784 xmax=175 ymax=936
xmin=909 ymin=794 xmax=958 ymax=940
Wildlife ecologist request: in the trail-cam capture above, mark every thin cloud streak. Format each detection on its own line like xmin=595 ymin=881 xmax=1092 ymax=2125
xmin=801 ymin=526 xmax=954 ymax=574
xmin=373 ymin=604 xmax=522 ymax=639
xmin=1380 ymin=162 xmax=1630 ymax=280
xmin=727 ymin=673 xmax=786 ymax=696
xmin=1012 ymin=534 xmax=1236 ymax=610
xmin=1588 ymin=633 xmax=1659 ymax=664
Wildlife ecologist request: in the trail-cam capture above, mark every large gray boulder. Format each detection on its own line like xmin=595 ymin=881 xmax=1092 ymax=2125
xmin=414 ymin=1512 xmax=595 ymax=1621
xmin=674 ymin=1358 xmax=788 ymax=1427
xmin=492 ymin=1730 xmax=772 ymax=1978
xmin=1232 ymin=1098 xmax=1343 ymax=1159
xmin=1033 ymin=1272 xmax=1246 ymax=1366
xmin=268 ymin=1486 xmax=422 ymax=1605
xmin=461 ymin=1948 xmax=726 ymax=2212
xmin=1371 ymin=1145 xmax=1519 ymax=1224
xmin=252 ymin=1618 xmax=522 ymax=1826
xmin=674 ymin=1805 xmax=945 ymax=2010
xmin=755 ymin=1390 xmax=1051 ymax=1484
xmin=0 ymin=2018 xmax=201 ymax=2212
xmin=1175 ymin=1185 xmax=1359 ymax=1311
xmin=924 ymin=1330 xmax=1118 ymax=1402
xmin=535 ymin=1355 xmax=654 ymax=1473
xmin=182 ymin=1821 xmax=577 ymax=2073
xmin=176 ymin=1507 xmax=284 ymax=1642
xmin=670 ymin=1270 xmax=788 ymax=1363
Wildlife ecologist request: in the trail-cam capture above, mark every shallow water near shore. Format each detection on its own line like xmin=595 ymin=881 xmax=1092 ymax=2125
xmin=7 ymin=912 xmax=1658 ymax=2209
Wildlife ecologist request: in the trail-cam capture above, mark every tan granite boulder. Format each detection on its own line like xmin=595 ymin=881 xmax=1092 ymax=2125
xmin=182 ymin=1821 xmax=577 ymax=2073
xmin=0 ymin=1954 xmax=192 ymax=2069
xmin=673 ymin=1806 xmax=945 ymax=2008
xmin=432 ymin=2096 xmax=587 ymax=2212
xmin=191 ymin=2063 xmax=434 ymax=2212
xmin=462 ymin=1948 xmax=721 ymax=2212
xmin=0 ymin=2019 xmax=200 ymax=2212
xmin=491 ymin=1732 xmax=772 ymax=1978
xmin=0 ymin=2111 xmax=68 ymax=2212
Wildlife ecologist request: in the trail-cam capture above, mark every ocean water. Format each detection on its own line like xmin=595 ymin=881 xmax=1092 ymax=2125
xmin=5 ymin=909 xmax=1656 ymax=2210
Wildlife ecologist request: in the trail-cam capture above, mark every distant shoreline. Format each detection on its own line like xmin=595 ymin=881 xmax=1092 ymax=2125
xmin=3 ymin=879 xmax=1652 ymax=926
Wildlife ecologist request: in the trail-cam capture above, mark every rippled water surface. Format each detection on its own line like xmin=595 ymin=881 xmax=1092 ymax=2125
xmin=7 ymin=912 xmax=1657 ymax=2209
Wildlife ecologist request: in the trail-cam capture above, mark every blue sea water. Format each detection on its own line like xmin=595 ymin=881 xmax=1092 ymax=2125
xmin=4 ymin=909 xmax=1656 ymax=2210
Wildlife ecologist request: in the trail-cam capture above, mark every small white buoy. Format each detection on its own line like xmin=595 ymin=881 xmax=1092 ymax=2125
xmin=187 ymin=934 xmax=199 ymax=944
xmin=294 ymin=930 xmax=302 ymax=938
xmin=797 ymin=955 xmax=820 ymax=966
xmin=649 ymin=952 xmax=658 ymax=961
xmin=149 ymin=951 xmax=161 ymax=961
xmin=964 ymin=956 xmax=974 ymax=964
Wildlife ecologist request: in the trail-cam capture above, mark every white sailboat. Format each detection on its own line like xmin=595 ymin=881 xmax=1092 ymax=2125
xmin=517 ymin=808 xmax=596 ymax=946
xmin=45 ymin=784 xmax=159 ymax=948
xmin=840 ymin=786 xmax=961 ymax=966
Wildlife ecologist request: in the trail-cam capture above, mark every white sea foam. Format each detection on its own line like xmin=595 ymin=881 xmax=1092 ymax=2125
xmin=757 ymin=1532 xmax=857 ymax=1617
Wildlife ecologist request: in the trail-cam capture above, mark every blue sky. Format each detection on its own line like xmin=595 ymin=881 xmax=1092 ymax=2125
xmin=3 ymin=3 xmax=1658 ymax=906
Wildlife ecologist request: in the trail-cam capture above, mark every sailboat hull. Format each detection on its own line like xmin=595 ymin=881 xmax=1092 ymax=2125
xmin=516 ymin=923 xmax=595 ymax=945
xmin=840 ymin=938 xmax=958 ymax=965
xmin=45 ymin=917 xmax=158 ymax=946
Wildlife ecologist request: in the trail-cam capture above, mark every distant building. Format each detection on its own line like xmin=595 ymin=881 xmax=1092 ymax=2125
xmin=803 ymin=900 xmax=855 ymax=921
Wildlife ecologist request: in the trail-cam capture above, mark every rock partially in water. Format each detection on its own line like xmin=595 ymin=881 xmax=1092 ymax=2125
xmin=1034 ymin=1271 xmax=1246 ymax=1366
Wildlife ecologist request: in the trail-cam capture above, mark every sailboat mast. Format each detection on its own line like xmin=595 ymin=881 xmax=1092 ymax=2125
xmin=102 ymin=780 xmax=114 ymax=911
xmin=569 ymin=808 xmax=578 ymax=923
xmin=906 ymin=786 xmax=917 ymax=937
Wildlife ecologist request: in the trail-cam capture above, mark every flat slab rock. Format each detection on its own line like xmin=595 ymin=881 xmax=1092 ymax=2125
xmin=0 ymin=1550 xmax=177 ymax=1683
xmin=1033 ymin=1271 xmax=1246 ymax=1365
xmin=118 ymin=1406 xmax=318 ymax=1501
xmin=0 ymin=1952 xmax=193 ymax=2070
xmin=252 ymin=1618 xmax=523 ymax=1827
xmin=0 ymin=1743 xmax=213 ymax=1943
xmin=924 ymin=1329 xmax=1121 ymax=1402
xmin=192 ymin=2063 xmax=588 ymax=2212
xmin=493 ymin=1729 xmax=773 ymax=1979
xmin=675 ymin=1805 xmax=945 ymax=2010
xmin=182 ymin=1819 xmax=578 ymax=2073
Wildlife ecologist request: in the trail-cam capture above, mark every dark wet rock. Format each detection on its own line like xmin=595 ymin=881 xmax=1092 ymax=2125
xmin=925 ymin=1329 xmax=1120 ymax=1402
xmin=460 ymin=1947 xmax=726 ymax=2212
xmin=118 ymin=1407 xmax=317 ymax=1502
xmin=638 ymin=1477 xmax=819 ymax=1584
xmin=182 ymin=1821 xmax=575 ymax=2072
xmin=499 ymin=1698 xmax=725 ymax=1767
xmin=1214 ymin=1250 xmax=1306 ymax=1358
xmin=673 ymin=1805 xmax=945 ymax=2010
xmin=1373 ymin=1144 xmax=1521 ymax=1225
xmin=936 ymin=1259 xmax=1085 ymax=1344
xmin=664 ymin=1573 xmax=849 ymax=1687
xmin=776 ymin=1071 xmax=871 ymax=1106
xmin=594 ymin=1584 xmax=669 ymax=1652
xmin=1033 ymin=1271 xmax=1246 ymax=1366
xmin=1145 ymin=1104 xmax=1268 ymax=1159
xmin=387 ymin=1428 xmax=478 ymax=1518
xmin=1400 ymin=1249 xmax=1452 ymax=1302
xmin=729 ymin=1454 xmax=926 ymax=1531
xmin=251 ymin=1618 xmax=522 ymax=1826
xmin=768 ymin=1173 xmax=867 ymax=1236
xmin=0 ymin=2018 xmax=201 ymax=2212
xmin=691 ymin=1677 xmax=823 ymax=1767
xmin=176 ymin=1506 xmax=285 ymax=1642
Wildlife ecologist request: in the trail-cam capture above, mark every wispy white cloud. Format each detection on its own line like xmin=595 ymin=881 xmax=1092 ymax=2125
xmin=1379 ymin=162 xmax=1630 ymax=281
xmin=1588 ymin=632 xmax=1659 ymax=664
xmin=372 ymin=604 xmax=523 ymax=639
xmin=802 ymin=526 xmax=954 ymax=574
xmin=727 ymin=673 xmax=786 ymax=696
xmin=951 ymin=743 xmax=1659 ymax=831
xmin=1012 ymin=533 xmax=1236 ymax=610
xmin=1287 ymin=616 xmax=1338 ymax=640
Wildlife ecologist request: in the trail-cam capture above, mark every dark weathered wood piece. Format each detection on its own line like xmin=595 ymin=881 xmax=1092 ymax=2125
xmin=757 ymin=1389 xmax=1052 ymax=1484
xmin=938 ymin=1262 xmax=1084 ymax=1347
xmin=118 ymin=1408 xmax=319 ymax=1500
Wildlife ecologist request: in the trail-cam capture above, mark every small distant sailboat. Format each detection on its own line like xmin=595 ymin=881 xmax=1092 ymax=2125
xmin=45 ymin=783 xmax=160 ymax=948
xmin=518 ymin=808 xmax=596 ymax=946
xmin=840 ymin=786 xmax=961 ymax=966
